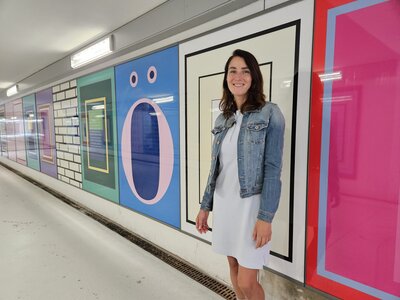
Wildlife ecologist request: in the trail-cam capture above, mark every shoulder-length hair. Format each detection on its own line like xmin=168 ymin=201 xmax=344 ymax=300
xmin=220 ymin=49 xmax=266 ymax=118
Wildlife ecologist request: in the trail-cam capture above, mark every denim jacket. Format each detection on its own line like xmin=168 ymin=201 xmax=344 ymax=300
xmin=200 ymin=102 xmax=285 ymax=223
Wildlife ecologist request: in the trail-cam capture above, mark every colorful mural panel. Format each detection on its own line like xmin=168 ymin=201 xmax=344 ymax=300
xmin=182 ymin=22 xmax=298 ymax=261
xmin=23 ymin=94 xmax=40 ymax=171
xmin=0 ymin=105 xmax=6 ymax=156
xmin=306 ymin=0 xmax=400 ymax=299
xmin=4 ymin=101 xmax=16 ymax=161
xmin=36 ymin=88 xmax=57 ymax=178
xmin=78 ymin=68 xmax=119 ymax=203
xmin=179 ymin=0 xmax=314 ymax=281
xmin=116 ymin=46 xmax=180 ymax=228
xmin=12 ymin=99 xmax=26 ymax=165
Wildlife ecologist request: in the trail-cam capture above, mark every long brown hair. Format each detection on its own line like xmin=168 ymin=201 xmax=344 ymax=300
xmin=220 ymin=49 xmax=266 ymax=118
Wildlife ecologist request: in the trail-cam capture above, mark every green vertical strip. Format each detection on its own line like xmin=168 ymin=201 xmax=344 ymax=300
xmin=77 ymin=67 xmax=119 ymax=203
xmin=22 ymin=94 xmax=40 ymax=171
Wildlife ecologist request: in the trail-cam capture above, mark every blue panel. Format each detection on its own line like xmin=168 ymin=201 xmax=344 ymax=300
xmin=115 ymin=45 xmax=180 ymax=228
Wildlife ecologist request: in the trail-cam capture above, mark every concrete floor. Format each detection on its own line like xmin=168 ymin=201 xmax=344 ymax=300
xmin=0 ymin=164 xmax=223 ymax=300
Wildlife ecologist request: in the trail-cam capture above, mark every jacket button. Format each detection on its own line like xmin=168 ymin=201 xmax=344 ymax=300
xmin=255 ymin=125 xmax=259 ymax=130
xmin=216 ymin=140 xmax=220 ymax=144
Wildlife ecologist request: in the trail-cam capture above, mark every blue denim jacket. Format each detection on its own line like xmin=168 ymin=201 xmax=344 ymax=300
xmin=200 ymin=102 xmax=285 ymax=223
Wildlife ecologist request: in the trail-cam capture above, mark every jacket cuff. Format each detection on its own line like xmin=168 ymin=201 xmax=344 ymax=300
xmin=257 ymin=209 xmax=274 ymax=223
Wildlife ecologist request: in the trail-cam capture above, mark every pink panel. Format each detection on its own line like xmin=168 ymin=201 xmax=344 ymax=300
xmin=325 ymin=1 xmax=400 ymax=296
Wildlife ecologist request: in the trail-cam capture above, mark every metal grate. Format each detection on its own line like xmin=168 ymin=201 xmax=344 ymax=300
xmin=1 ymin=162 xmax=237 ymax=300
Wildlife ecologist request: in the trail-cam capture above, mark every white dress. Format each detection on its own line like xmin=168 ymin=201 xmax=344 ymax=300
xmin=212 ymin=111 xmax=270 ymax=269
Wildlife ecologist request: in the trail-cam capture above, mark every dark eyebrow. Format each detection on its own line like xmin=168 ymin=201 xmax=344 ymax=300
xmin=228 ymin=66 xmax=249 ymax=70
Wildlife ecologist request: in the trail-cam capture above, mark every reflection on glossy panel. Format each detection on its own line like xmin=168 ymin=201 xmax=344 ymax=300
xmin=307 ymin=0 xmax=400 ymax=299
xmin=23 ymin=94 xmax=40 ymax=171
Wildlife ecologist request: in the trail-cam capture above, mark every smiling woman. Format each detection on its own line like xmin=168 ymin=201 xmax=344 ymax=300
xmin=196 ymin=49 xmax=285 ymax=300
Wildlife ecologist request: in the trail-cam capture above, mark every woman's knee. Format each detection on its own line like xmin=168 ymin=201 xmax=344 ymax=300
xmin=227 ymin=256 xmax=239 ymax=271
xmin=237 ymin=268 xmax=258 ymax=293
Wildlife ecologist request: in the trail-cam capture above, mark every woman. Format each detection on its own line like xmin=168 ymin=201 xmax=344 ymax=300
xmin=196 ymin=49 xmax=285 ymax=300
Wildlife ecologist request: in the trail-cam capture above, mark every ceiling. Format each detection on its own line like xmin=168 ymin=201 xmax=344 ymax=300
xmin=0 ymin=0 xmax=167 ymax=93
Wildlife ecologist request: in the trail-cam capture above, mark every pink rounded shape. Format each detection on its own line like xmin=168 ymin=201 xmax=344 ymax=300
xmin=147 ymin=66 xmax=157 ymax=84
xmin=121 ymin=98 xmax=174 ymax=205
xmin=129 ymin=71 xmax=138 ymax=87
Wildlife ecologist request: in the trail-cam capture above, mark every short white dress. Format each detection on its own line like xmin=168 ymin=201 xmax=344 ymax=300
xmin=212 ymin=111 xmax=270 ymax=269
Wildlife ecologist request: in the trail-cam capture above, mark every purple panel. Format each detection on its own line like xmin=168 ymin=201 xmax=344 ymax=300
xmin=36 ymin=88 xmax=57 ymax=178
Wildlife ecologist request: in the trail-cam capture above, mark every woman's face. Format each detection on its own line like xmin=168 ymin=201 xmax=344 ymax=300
xmin=226 ymin=56 xmax=252 ymax=102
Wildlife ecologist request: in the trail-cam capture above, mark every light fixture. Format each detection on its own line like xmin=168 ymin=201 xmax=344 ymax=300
xmin=70 ymin=36 xmax=113 ymax=69
xmin=6 ymin=84 xmax=18 ymax=97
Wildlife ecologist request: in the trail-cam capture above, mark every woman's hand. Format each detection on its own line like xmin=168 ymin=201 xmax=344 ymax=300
xmin=252 ymin=220 xmax=272 ymax=248
xmin=195 ymin=210 xmax=210 ymax=234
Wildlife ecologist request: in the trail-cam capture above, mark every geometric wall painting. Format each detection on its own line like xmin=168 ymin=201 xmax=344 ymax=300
xmin=77 ymin=68 xmax=119 ymax=203
xmin=12 ymin=99 xmax=26 ymax=165
xmin=36 ymin=88 xmax=57 ymax=178
xmin=115 ymin=46 xmax=180 ymax=228
xmin=4 ymin=101 xmax=16 ymax=161
xmin=182 ymin=21 xmax=299 ymax=262
xmin=306 ymin=0 xmax=400 ymax=299
xmin=0 ymin=105 xmax=6 ymax=156
xmin=23 ymin=94 xmax=40 ymax=171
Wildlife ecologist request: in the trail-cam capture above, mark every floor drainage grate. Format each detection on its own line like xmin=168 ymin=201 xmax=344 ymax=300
xmin=1 ymin=162 xmax=237 ymax=300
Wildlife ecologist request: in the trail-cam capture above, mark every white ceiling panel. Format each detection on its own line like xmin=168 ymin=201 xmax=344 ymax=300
xmin=0 ymin=0 xmax=166 ymax=90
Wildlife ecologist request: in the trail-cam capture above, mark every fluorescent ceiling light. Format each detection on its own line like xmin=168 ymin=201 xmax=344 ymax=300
xmin=71 ymin=36 xmax=113 ymax=69
xmin=6 ymin=85 xmax=18 ymax=97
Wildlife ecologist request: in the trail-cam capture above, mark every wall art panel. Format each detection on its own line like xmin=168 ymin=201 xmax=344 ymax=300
xmin=23 ymin=94 xmax=40 ymax=171
xmin=78 ymin=68 xmax=119 ymax=203
xmin=116 ymin=46 xmax=180 ymax=228
xmin=12 ymin=99 xmax=26 ymax=165
xmin=4 ymin=102 xmax=16 ymax=161
xmin=179 ymin=0 xmax=314 ymax=281
xmin=53 ymin=80 xmax=82 ymax=188
xmin=36 ymin=88 xmax=57 ymax=178
xmin=306 ymin=0 xmax=400 ymax=299
xmin=0 ymin=105 xmax=6 ymax=156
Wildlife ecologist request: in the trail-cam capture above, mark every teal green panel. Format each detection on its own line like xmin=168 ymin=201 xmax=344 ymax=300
xmin=77 ymin=68 xmax=119 ymax=203
xmin=23 ymin=94 xmax=40 ymax=171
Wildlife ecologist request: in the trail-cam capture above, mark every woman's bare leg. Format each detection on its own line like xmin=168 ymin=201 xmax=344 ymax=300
xmin=237 ymin=265 xmax=264 ymax=300
xmin=227 ymin=256 xmax=246 ymax=299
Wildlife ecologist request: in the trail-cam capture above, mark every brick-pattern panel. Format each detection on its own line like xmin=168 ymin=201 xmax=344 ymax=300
xmin=52 ymin=80 xmax=82 ymax=188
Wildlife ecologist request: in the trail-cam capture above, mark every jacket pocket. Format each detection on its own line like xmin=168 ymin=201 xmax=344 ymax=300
xmin=246 ymin=122 xmax=268 ymax=144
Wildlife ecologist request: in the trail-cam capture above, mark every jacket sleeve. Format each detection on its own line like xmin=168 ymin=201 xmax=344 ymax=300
xmin=199 ymin=114 xmax=224 ymax=211
xmin=258 ymin=104 xmax=285 ymax=222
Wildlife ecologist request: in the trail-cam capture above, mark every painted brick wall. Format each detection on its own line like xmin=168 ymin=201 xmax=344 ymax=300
xmin=52 ymin=80 xmax=82 ymax=188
